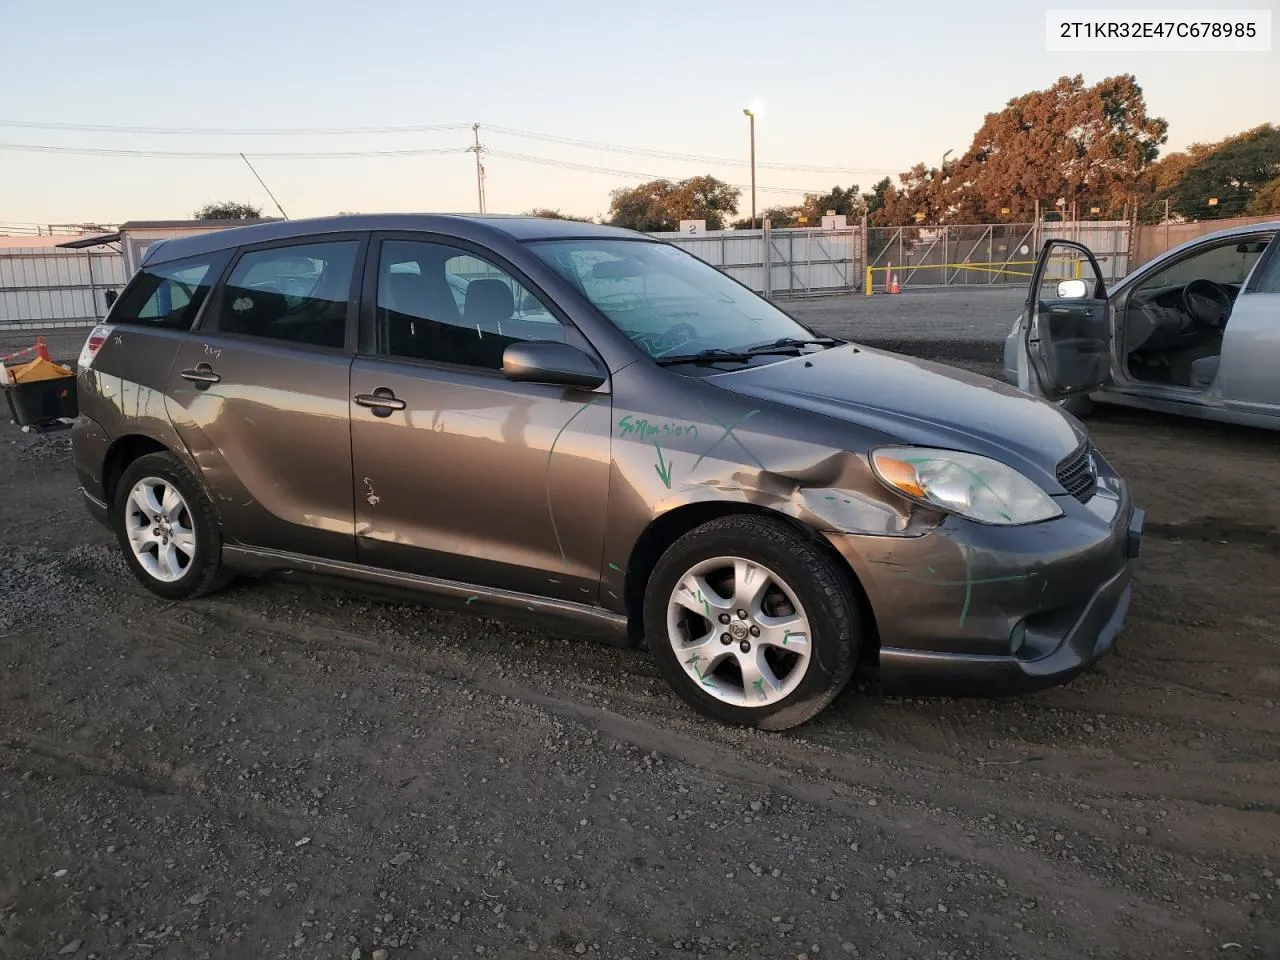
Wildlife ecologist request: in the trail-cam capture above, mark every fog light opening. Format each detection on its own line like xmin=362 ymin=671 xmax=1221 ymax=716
xmin=1010 ymin=621 xmax=1027 ymax=656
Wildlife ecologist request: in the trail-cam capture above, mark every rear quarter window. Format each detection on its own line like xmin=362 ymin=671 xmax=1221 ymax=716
xmin=110 ymin=251 xmax=231 ymax=331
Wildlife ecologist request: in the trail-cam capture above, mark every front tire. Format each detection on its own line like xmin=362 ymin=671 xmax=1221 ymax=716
xmin=643 ymin=515 xmax=860 ymax=730
xmin=112 ymin=451 xmax=228 ymax=600
xmin=1057 ymin=394 xmax=1096 ymax=418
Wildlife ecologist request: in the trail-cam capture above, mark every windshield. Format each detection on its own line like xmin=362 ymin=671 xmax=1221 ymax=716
xmin=527 ymin=238 xmax=817 ymax=359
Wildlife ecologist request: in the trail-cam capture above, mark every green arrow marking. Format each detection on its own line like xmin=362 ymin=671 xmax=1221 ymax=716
xmin=653 ymin=441 xmax=673 ymax=488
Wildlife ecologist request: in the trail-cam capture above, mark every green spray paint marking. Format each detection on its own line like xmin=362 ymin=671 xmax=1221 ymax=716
xmin=696 ymin=588 xmax=713 ymax=620
xmin=616 ymin=415 xmax=699 ymax=440
xmin=653 ymin=441 xmax=673 ymax=488
xmin=685 ymin=654 xmax=715 ymax=688
xmin=960 ymin=546 xmax=974 ymax=629
xmin=608 ymin=562 xmax=623 ymax=573
xmin=691 ymin=407 xmax=763 ymax=473
xmin=782 ymin=629 xmax=793 ymax=646
xmin=465 ymin=596 xmax=479 ymax=604
xmin=545 ymin=397 xmax=599 ymax=563
xmin=752 ymin=676 xmax=766 ymax=699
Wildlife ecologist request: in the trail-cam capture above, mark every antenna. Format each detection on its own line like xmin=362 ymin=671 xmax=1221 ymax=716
xmin=239 ymin=153 xmax=290 ymax=220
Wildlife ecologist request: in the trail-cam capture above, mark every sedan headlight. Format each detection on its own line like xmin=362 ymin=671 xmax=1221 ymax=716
xmin=870 ymin=446 xmax=1062 ymax=525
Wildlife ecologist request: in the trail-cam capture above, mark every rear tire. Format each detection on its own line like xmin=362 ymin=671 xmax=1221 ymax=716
xmin=112 ymin=451 xmax=228 ymax=600
xmin=643 ymin=515 xmax=860 ymax=730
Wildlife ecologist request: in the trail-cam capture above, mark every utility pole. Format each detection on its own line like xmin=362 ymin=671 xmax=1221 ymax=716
xmin=743 ymin=108 xmax=757 ymax=228
xmin=469 ymin=123 xmax=486 ymax=214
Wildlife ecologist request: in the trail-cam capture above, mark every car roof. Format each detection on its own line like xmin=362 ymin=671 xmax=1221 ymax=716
xmin=141 ymin=214 xmax=649 ymax=267
xmin=1183 ymin=218 xmax=1280 ymax=243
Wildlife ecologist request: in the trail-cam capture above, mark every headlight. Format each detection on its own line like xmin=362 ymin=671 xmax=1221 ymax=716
xmin=870 ymin=446 xmax=1062 ymax=525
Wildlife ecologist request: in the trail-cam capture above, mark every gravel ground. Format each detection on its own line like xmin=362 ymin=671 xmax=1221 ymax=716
xmin=1 ymin=295 xmax=1278 ymax=959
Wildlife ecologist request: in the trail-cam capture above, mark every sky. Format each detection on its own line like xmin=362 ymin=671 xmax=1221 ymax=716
xmin=1 ymin=0 xmax=1277 ymax=226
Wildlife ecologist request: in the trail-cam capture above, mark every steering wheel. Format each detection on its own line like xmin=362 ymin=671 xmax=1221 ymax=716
xmin=1182 ymin=279 xmax=1233 ymax=329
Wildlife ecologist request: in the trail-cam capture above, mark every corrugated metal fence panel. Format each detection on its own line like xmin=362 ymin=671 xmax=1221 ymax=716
xmin=652 ymin=227 xmax=861 ymax=295
xmin=1040 ymin=221 xmax=1129 ymax=280
xmin=0 ymin=246 xmax=125 ymax=326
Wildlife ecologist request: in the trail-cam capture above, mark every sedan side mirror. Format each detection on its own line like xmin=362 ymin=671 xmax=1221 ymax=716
xmin=503 ymin=341 xmax=607 ymax=390
xmin=1056 ymin=278 xmax=1089 ymax=299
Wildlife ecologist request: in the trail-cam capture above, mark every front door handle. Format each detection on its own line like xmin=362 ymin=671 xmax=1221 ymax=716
xmin=354 ymin=388 xmax=406 ymax=417
xmin=179 ymin=363 xmax=221 ymax=389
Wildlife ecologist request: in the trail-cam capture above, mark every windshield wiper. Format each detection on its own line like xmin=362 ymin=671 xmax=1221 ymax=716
xmin=660 ymin=348 xmax=798 ymax=366
xmin=744 ymin=335 xmax=843 ymax=353
xmin=655 ymin=337 xmax=843 ymax=367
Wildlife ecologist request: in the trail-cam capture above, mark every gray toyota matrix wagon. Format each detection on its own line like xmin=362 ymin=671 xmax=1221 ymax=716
xmin=71 ymin=215 xmax=1144 ymax=729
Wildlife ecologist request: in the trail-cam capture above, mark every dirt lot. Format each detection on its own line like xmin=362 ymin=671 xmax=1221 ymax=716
xmin=1 ymin=306 xmax=1278 ymax=959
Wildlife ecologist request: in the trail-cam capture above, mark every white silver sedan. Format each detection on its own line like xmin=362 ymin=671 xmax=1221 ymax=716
xmin=1005 ymin=220 xmax=1280 ymax=428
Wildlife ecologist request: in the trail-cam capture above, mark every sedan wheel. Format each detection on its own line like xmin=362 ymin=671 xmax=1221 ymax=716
xmin=667 ymin=556 xmax=812 ymax=707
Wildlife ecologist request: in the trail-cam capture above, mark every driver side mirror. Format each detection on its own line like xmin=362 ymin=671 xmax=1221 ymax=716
xmin=1056 ymin=278 xmax=1089 ymax=300
xmin=503 ymin=341 xmax=607 ymax=390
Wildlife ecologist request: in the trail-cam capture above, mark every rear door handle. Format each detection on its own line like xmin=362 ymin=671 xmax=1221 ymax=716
xmin=179 ymin=363 xmax=221 ymax=388
xmin=354 ymin=389 xmax=406 ymax=417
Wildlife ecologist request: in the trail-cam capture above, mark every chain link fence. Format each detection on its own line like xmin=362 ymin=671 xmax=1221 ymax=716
xmin=865 ymin=221 xmax=1130 ymax=292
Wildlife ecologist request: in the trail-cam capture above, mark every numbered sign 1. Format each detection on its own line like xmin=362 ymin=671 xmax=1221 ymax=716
xmin=678 ymin=219 xmax=707 ymax=237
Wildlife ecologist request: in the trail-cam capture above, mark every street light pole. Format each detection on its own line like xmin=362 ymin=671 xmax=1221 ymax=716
xmin=743 ymin=108 xmax=756 ymax=228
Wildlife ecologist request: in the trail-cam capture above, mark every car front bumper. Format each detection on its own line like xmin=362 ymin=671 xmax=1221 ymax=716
xmin=824 ymin=465 xmax=1143 ymax=697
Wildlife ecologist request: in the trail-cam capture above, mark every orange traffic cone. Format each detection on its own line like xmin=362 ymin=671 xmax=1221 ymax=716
xmin=35 ymin=336 xmax=50 ymax=361
xmin=889 ymin=274 xmax=901 ymax=294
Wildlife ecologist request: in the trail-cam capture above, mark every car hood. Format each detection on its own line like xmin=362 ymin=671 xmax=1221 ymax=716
xmin=710 ymin=344 xmax=1086 ymax=488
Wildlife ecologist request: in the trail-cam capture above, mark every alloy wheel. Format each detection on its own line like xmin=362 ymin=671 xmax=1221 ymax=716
xmin=123 ymin=476 xmax=197 ymax=583
xmin=665 ymin=555 xmax=812 ymax=707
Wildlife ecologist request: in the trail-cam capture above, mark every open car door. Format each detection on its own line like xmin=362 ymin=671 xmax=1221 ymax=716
xmin=1018 ymin=239 xmax=1112 ymax=401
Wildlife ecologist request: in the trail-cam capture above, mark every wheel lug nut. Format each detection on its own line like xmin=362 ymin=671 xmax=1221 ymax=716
xmin=718 ymin=613 xmax=731 ymax=624
xmin=736 ymin=609 xmax=747 ymax=619
xmin=739 ymin=640 xmax=751 ymax=653
xmin=749 ymin=625 xmax=760 ymax=637
xmin=720 ymin=634 xmax=732 ymax=644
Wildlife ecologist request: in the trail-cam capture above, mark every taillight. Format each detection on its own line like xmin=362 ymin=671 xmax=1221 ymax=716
xmin=78 ymin=324 xmax=114 ymax=371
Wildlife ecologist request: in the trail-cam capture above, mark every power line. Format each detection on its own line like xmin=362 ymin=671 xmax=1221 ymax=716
xmin=484 ymin=124 xmax=895 ymax=175
xmin=0 ymin=116 xmax=898 ymax=176
xmin=485 ymin=149 xmax=823 ymax=196
xmin=0 ymin=119 xmax=470 ymax=136
xmin=0 ymin=142 xmax=472 ymax=160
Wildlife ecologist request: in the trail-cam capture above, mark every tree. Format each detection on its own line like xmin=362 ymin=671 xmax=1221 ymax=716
xmin=862 ymin=178 xmax=893 ymax=220
xmin=799 ymin=185 xmax=862 ymax=223
xmin=608 ymin=176 xmax=740 ymax=231
xmin=1156 ymin=124 xmax=1280 ymax=220
xmin=193 ymin=201 xmax=263 ymax=220
xmin=523 ymin=208 xmax=594 ymax=222
xmin=944 ymin=74 xmax=1167 ymax=222
xmin=1247 ymin=176 xmax=1280 ymax=215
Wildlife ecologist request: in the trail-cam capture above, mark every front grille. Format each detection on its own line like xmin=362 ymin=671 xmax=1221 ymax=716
xmin=1056 ymin=443 xmax=1098 ymax=502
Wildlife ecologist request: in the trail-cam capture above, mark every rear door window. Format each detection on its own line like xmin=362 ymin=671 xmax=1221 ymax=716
xmin=109 ymin=251 xmax=231 ymax=331
xmin=207 ymin=240 xmax=361 ymax=350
